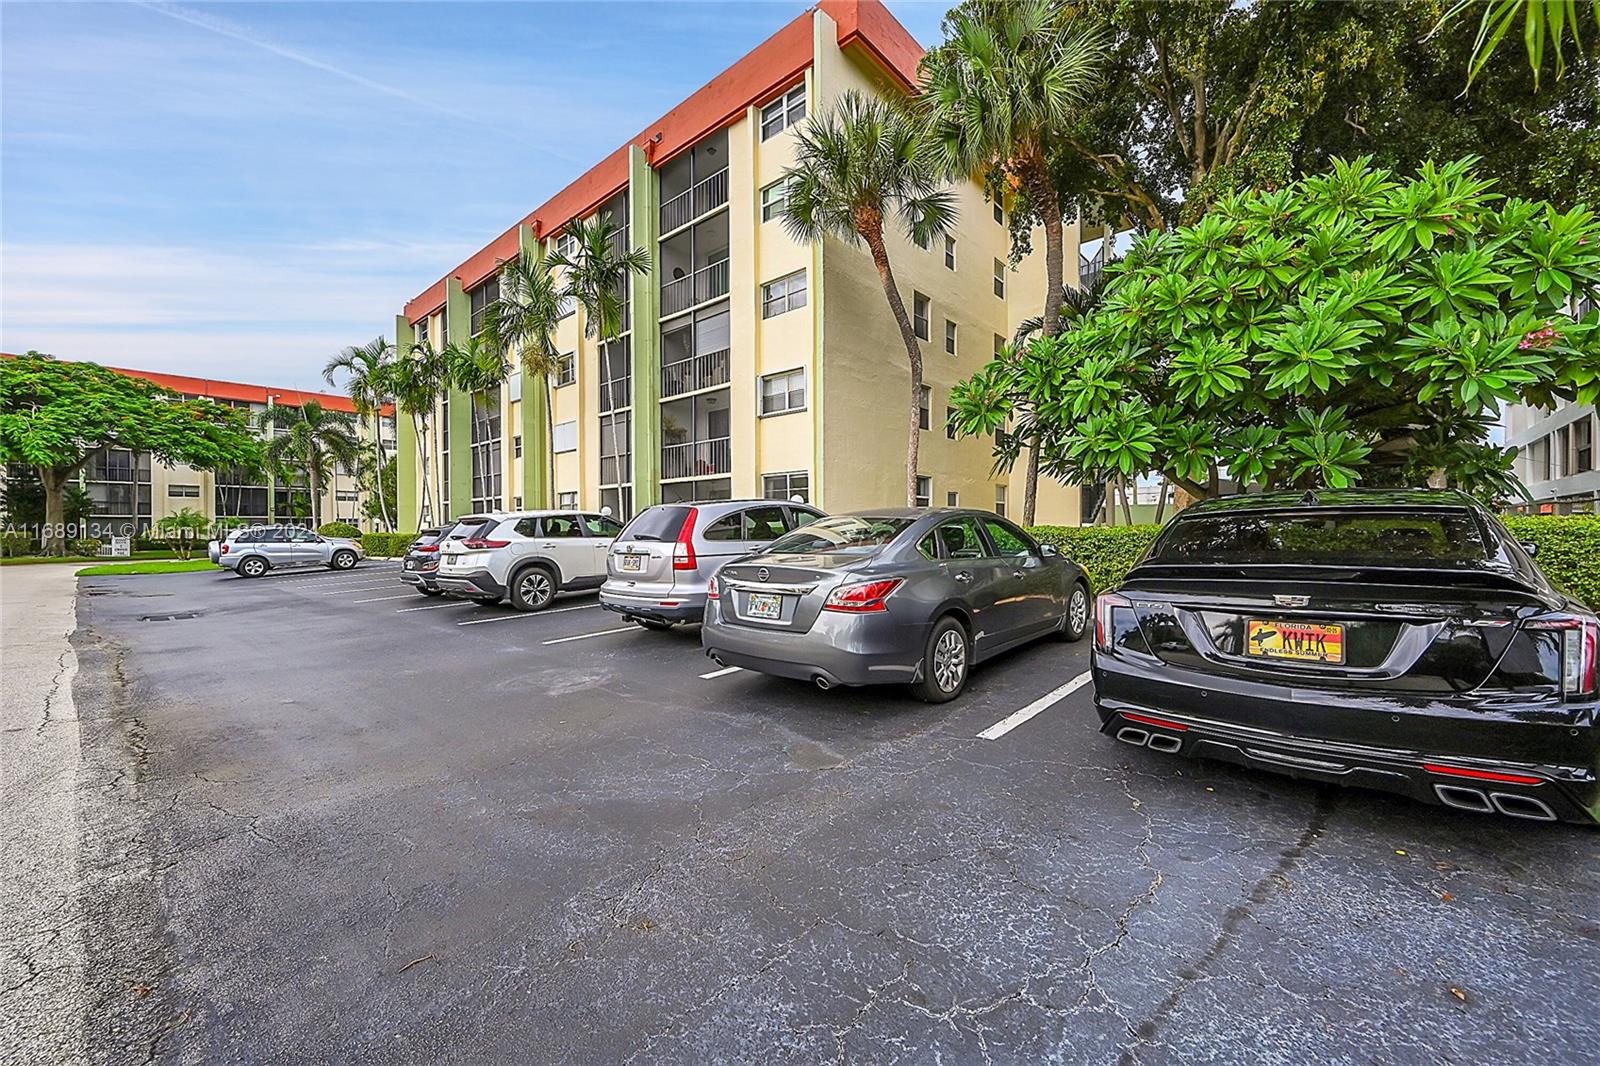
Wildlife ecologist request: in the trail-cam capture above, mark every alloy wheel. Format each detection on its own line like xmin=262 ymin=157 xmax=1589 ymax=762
xmin=1069 ymin=587 xmax=1089 ymax=635
xmin=519 ymin=571 xmax=552 ymax=608
xmin=933 ymin=628 xmax=966 ymax=692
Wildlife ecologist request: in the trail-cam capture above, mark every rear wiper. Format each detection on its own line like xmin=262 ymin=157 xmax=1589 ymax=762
xmin=627 ymin=534 xmax=662 ymax=542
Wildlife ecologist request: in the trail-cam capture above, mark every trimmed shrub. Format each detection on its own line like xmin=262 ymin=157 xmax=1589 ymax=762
xmin=1 ymin=531 xmax=37 ymax=557
xmin=1502 ymin=514 xmax=1600 ymax=609
xmin=69 ymin=537 xmax=105 ymax=556
xmin=1029 ymin=525 xmax=1161 ymax=591
xmin=318 ymin=521 xmax=361 ymax=539
xmin=360 ymin=531 xmax=418 ymax=558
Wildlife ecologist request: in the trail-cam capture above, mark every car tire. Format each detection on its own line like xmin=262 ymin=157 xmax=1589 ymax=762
xmin=911 ymin=615 xmax=970 ymax=703
xmin=237 ymin=556 xmax=268 ymax=579
xmin=509 ymin=566 xmax=556 ymax=612
xmin=329 ymin=550 xmax=358 ymax=570
xmin=1057 ymin=581 xmax=1091 ymax=642
xmin=635 ymin=618 xmax=673 ymax=631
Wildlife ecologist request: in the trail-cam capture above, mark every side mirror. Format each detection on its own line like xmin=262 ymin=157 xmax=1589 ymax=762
xmin=1521 ymin=540 xmax=1539 ymax=558
xmin=1040 ymin=543 xmax=1060 ymax=558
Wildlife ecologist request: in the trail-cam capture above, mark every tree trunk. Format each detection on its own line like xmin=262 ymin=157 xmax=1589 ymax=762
xmin=860 ymin=221 xmax=923 ymax=508
xmin=372 ymin=414 xmax=391 ymax=532
xmin=413 ymin=414 xmax=433 ymax=527
xmin=1153 ymin=477 xmax=1169 ymax=524
xmin=1021 ymin=153 xmax=1065 ymax=527
xmin=1023 ymin=444 xmax=1043 ymax=527
xmin=308 ymin=465 xmax=323 ymax=529
xmin=38 ymin=465 xmax=73 ymax=556
xmin=545 ymin=377 xmax=557 ymax=510
xmin=1120 ymin=478 xmax=1134 ymax=525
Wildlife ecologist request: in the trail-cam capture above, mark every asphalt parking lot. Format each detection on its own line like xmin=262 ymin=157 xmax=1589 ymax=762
xmin=61 ymin=561 xmax=1600 ymax=1063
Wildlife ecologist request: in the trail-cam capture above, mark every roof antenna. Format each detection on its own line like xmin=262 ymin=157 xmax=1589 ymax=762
xmin=1299 ymin=489 xmax=1319 ymax=506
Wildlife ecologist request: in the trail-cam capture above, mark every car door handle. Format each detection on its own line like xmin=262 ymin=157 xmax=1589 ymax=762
xmin=539 ymin=542 xmax=556 ymax=549
xmin=954 ymin=571 xmax=972 ymax=583
xmin=1013 ymin=570 xmax=1025 ymax=579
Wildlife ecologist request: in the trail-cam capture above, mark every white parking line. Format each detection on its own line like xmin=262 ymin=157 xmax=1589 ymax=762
xmin=699 ymin=666 xmax=743 ymax=680
xmin=540 ymin=626 xmax=634 ymax=646
xmin=320 ymin=584 xmax=401 ymax=595
xmin=351 ymin=594 xmax=417 ymax=603
xmin=456 ymin=603 xmax=599 ymax=626
xmin=977 ymin=671 xmax=1092 ymax=741
xmin=395 ymin=601 xmax=475 ymax=613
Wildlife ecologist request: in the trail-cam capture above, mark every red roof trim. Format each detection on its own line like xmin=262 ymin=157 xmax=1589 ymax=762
xmin=403 ymin=0 xmax=925 ymax=325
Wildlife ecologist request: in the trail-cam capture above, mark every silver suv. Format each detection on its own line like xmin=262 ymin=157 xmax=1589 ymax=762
xmin=435 ymin=510 xmax=624 ymax=611
xmin=209 ymin=525 xmax=365 ymax=578
xmin=600 ymin=499 xmax=824 ymax=629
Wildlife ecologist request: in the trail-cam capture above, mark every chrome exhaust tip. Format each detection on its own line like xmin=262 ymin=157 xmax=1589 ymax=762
xmin=814 ymin=675 xmax=831 ymax=690
xmin=1490 ymin=792 xmax=1558 ymax=822
xmin=1115 ymin=727 xmax=1150 ymax=747
xmin=1146 ymin=733 xmax=1183 ymax=754
xmin=1434 ymin=784 xmax=1494 ymax=814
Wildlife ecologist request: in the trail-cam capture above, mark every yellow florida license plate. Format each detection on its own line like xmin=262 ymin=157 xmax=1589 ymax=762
xmin=1247 ymin=620 xmax=1345 ymax=664
xmin=745 ymin=592 xmax=782 ymax=620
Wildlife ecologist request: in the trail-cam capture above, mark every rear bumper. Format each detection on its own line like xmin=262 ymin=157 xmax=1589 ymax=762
xmin=1093 ymin=652 xmax=1600 ymax=825
xmin=435 ymin=569 xmax=504 ymax=599
xmin=599 ymin=585 xmax=704 ymax=623
xmin=399 ymin=568 xmax=440 ymax=590
xmin=699 ymin=599 xmax=925 ymax=687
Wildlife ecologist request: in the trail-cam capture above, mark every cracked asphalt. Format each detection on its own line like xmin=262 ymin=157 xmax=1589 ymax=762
xmin=10 ymin=561 xmax=1599 ymax=1063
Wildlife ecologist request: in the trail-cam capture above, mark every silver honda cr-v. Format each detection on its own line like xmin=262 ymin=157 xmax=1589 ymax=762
xmin=599 ymin=499 xmax=824 ymax=629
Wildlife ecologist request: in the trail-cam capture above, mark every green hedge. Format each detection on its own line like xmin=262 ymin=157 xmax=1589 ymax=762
xmin=1029 ymin=525 xmax=1161 ymax=591
xmin=318 ymin=521 xmax=362 ymax=539
xmin=1 ymin=531 xmax=35 ymax=557
xmin=1030 ymin=515 xmax=1599 ymax=608
xmin=360 ymin=531 xmax=418 ymax=558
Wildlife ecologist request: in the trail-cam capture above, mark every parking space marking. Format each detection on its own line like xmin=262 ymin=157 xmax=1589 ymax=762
xmin=456 ymin=603 xmax=598 ymax=626
xmin=351 ymin=594 xmax=417 ymax=604
xmin=320 ymin=584 xmax=402 ymax=595
xmin=977 ymin=671 xmax=1092 ymax=741
xmin=540 ymin=626 xmax=635 ymax=646
xmin=699 ymin=666 xmax=743 ymax=680
xmin=395 ymin=601 xmax=475 ymax=613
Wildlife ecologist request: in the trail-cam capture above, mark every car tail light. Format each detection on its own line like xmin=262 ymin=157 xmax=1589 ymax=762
xmin=823 ymin=578 xmax=903 ymax=613
xmin=1095 ymin=592 xmax=1131 ymax=651
xmin=416 ymin=544 xmax=439 ymax=553
xmin=673 ymin=507 xmax=699 ymax=571
xmin=1525 ymin=615 xmax=1599 ymax=698
xmin=706 ymin=583 xmax=719 ymax=600
xmin=220 ymin=543 xmax=229 ymax=554
xmin=1122 ymin=711 xmax=1189 ymax=732
xmin=463 ymin=538 xmax=510 ymax=549
xmin=1423 ymin=763 xmax=1545 ymax=786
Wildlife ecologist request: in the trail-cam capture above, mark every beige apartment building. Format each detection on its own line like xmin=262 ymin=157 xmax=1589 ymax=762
xmin=396 ymin=0 xmax=1083 ymax=530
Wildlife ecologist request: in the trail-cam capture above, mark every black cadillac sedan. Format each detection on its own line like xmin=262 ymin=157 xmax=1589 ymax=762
xmin=1092 ymin=490 xmax=1598 ymax=825
xmin=702 ymin=509 xmax=1092 ymax=702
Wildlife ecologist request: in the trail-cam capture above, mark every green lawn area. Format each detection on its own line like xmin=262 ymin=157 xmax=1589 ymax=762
xmin=75 ymin=559 xmax=218 ymax=577
xmin=3 ymin=550 xmax=181 ymax=567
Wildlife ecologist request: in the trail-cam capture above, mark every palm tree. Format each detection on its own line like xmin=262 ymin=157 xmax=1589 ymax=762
xmin=381 ymin=340 xmax=450 ymax=527
xmin=781 ymin=89 xmax=956 ymax=507
xmin=256 ymin=400 xmax=360 ymax=529
xmin=921 ymin=0 xmax=1104 ymax=523
xmin=549 ymin=214 xmax=649 ymax=514
xmin=323 ymin=337 xmax=396 ymax=531
xmin=483 ymin=254 xmax=565 ymax=508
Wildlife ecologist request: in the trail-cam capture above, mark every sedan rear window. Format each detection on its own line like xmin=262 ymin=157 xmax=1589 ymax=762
xmin=620 ymin=506 xmax=693 ymax=542
xmin=1149 ymin=509 xmax=1492 ymax=568
xmin=444 ymin=517 xmax=497 ymax=541
xmin=766 ymin=515 xmax=915 ymax=554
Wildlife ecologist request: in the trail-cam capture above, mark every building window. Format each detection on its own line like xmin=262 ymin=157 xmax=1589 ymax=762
xmin=762 ymin=270 xmax=808 ymax=319
xmin=337 ymin=490 xmax=359 ymax=503
xmin=946 ymin=406 xmax=959 ymax=441
xmin=913 ymin=292 xmax=929 ymax=341
xmin=763 ymin=470 xmax=810 ymax=503
xmin=944 ymin=236 xmax=957 ymax=271
xmin=918 ymin=385 xmax=931 ymax=430
xmin=995 ymin=484 xmax=1007 ymax=517
xmin=555 ymin=351 xmax=576 ymax=386
xmin=557 ymin=491 xmax=578 ymax=508
xmin=760 ymin=369 xmax=806 ymax=415
xmin=913 ymin=228 xmax=929 ymax=251
xmin=513 ymin=495 xmax=523 ymax=509
xmin=945 ymin=320 xmax=957 ymax=356
xmin=416 ymin=317 xmax=430 ymax=346
xmin=993 ymin=202 xmax=1004 ymax=225
xmin=513 ymin=434 xmax=523 ymax=458
xmin=946 ymin=491 xmax=959 ymax=507
xmin=167 ymin=484 xmax=200 ymax=498
xmin=915 ymin=475 xmax=932 ymax=508
xmin=993 ymin=259 xmax=1006 ymax=299
xmin=553 ymin=419 xmax=578 ymax=453
xmin=555 ymin=232 xmax=578 ymax=259
xmin=556 ymin=293 xmax=576 ymax=320
xmin=1576 ymin=415 xmax=1594 ymax=473
xmin=761 ymin=83 xmax=806 ymax=140
xmin=469 ymin=276 xmax=499 ymax=336
xmin=994 ymin=333 xmax=1006 ymax=358
xmin=469 ymin=391 xmax=502 ymax=513
xmin=760 ymin=179 xmax=792 ymax=223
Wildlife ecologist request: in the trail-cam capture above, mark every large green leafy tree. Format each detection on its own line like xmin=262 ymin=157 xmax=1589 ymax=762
xmin=0 ymin=353 xmax=262 ymax=554
xmin=782 ymin=90 xmax=955 ymax=507
xmin=920 ymin=0 xmax=1104 ymax=523
xmin=256 ymin=399 xmax=360 ymax=529
xmin=951 ymin=157 xmax=1600 ymax=502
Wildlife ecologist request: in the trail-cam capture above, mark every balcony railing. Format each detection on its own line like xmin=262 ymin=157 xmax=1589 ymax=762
xmin=1078 ymin=243 xmax=1107 ymax=293
xmin=599 ymin=375 xmax=632 ymax=413
xmin=660 ymin=258 xmax=729 ymax=318
xmin=660 ymin=347 xmax=730 ymax=399
xmin=660 ymin=167 xmax=729 ymax=234
xmin=661 ymin=436 xmax=731 ymax=480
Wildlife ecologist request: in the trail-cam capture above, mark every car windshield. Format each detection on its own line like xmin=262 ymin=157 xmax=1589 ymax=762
xmin=1147 ymin=508 xmax=1494 ymax=569
xmin=620 ymin=506 xmax=693 ymax=542
xmin=765 ymin=515 xmax=915 ymax=554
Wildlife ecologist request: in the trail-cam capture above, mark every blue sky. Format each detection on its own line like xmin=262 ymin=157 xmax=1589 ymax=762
xmin=1 ymin=1 xmax=948 ymax=392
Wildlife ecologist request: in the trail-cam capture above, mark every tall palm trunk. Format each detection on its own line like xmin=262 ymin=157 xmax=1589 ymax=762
xmin=861 ymin=222 xmax=923 ymax=507
xmin=1022 ymin=149 xmax=1066 ymax=528
xmin=544 ymin=378 xmax=557 ymax=509
xmin=413 ymin=414 xmax=433 ymax=527
xmin=371 ymin=413 xmax=391 ymax=531
xmin=307 ymin=463 xmax=323 ymax=528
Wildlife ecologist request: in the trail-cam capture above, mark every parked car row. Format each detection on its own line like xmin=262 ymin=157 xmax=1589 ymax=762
xmin=209 ymin=526 xmax=365 ymax=576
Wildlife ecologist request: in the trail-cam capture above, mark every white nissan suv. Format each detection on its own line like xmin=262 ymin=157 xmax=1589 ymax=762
xmin=435 ymin=510 xmax=624 ymax=610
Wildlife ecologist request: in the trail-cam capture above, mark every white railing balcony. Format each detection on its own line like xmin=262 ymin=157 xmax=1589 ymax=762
xmin=660 ymin=258 xmax=729 ymax=318
xmin=661 ymin=436 xmax=731 ymax=480
xmin=599 ymin=375 xmax=632 ymax=414
xmin=660 ymin=168 xmax=729 ymax=235
xmin=660 ymin=347 xmax=731 ymax=399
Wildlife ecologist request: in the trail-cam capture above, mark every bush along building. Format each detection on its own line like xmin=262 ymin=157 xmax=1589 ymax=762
xmin=396 ymin=0 xmax=1085 ymax=528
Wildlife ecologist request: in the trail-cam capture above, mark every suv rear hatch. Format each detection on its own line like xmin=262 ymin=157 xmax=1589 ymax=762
xmin=608 ymin=505 xmax=696 ymax=596
xmin=437 ymin=516 xmax=501 ymax=574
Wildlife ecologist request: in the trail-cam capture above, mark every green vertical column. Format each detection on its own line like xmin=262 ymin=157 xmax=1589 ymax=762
xmin=394 ymin=314 xmax=419 ymax=529
xmin=446 ymin=277 xmax=473 ymax=517
xmin=518 ymin=224 xmax=553 ymax=509
xmin=628 ymin=144 xmax=662 ymax=510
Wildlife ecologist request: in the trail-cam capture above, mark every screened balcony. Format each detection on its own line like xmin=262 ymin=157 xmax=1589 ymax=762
xmin=659 ymin=130 xmax=728 ymax=236
xmin=660 ymin=390 xmax=731 ymax=481
xmin=660 ymin=304 xmax=730 ymax=399
xmin=659 ymin=213 xmax=729 ymax=318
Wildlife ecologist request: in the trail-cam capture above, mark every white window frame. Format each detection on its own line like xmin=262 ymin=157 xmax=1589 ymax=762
xmin=762 ymin=470 xmax=810 ymax=503
xmin=558 ymin=491 xmax=578 ymax=508
xmin=945 ymin=319 xmax=957 ymax=356
xmin=946 ymin=491 xmax=959 ymax=507
xmin=944 ymin=235 xmax=957 ymax=271
xmin=556 ymin=351 xmax=576 ymax=387
xmin=760 ymin=368 xmax=807 ymax=416
xmin=553 ymin=419 xmax=578 ymax=454
xmin=918 ymin=385 xmax=931 ymax=431
xmin=166 ymin=483 xmax=200 ymax=498
xmin=760 ymin=84 xmax=806 ymax=140
xmin=913 ymin=292 xmax=929 ymax=341
xmin=993 ymin=258 xmax=1006 ymax=299
xmin=760 ymin=179 xmax=792 ymax=223
xmin=994 ymin=333 xmax=1006 ymax=358
xmin=995 ymin=484 xmax=1008 ymax=517
xmin=513 ymin=434 xmax=523 ymax=458
xmin=915 ymin=475 xmax=932 ymax=508
xmin=762 ymin=269 xmax=807 ymax=319
xmin=945 ymin=406 xmax=959 ymax=441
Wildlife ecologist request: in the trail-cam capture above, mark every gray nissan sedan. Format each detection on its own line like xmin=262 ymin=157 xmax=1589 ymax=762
xmin=701 ymin=509 xmax=1091 ymax=702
